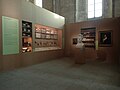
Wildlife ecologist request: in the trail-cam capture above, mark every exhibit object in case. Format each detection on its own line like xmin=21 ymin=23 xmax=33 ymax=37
xmin=34 ymin=24 xmax=62 ymax=51
xmin=22 ymin=20 xmax=32 ymax=53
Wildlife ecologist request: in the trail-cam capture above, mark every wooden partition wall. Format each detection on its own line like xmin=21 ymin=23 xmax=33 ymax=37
xmin=65 ymin=17 xmax=120 ymax=63
xmin=0 ymin=0 xmax=65 ymax=72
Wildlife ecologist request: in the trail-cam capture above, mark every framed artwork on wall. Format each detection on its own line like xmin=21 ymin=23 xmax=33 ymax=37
xmin=73 ymin=38 xmax=78 ymax=44
xmin=98 ymin=30 xmax=113 ymax=47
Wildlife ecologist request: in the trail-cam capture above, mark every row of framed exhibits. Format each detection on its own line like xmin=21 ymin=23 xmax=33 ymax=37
xmin=2 ymin=16 xmax=63 ymax=54
xmin=34 ymin=24 xmax=62 ymax=49
xmin=73 ymin=28 xmax=112 ymax=48
xmin=22 ymin=22 xmax=62 ymax=53
xmin=22 ymin=20 xmax=33 ymax=53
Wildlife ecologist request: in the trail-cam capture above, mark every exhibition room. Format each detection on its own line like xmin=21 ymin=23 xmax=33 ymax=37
xmin=0 ymin=0 xmax=120 ymax=90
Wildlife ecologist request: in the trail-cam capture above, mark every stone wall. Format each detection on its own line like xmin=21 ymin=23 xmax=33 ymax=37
xmin=114 ymin=0 xmax=120 ymax=17
xmin=76 ymin=0 xmax=113 ymax=22
xmin=76 ymin=0 xmax=87 ymax=22
xmin=103 ymin=0 xmax=113 ymax=18
xmin=51 ymin=0 xmax=75 ymax=23
xmin=59 ymin=0 xmax=76 ymax=23
xmin=28 ymin=0 xmax=34 ymax=3
xmin=28 ymin=0 xmax=120 ymax=23
xmin=42 ymin=0 xmax=53 ymax=12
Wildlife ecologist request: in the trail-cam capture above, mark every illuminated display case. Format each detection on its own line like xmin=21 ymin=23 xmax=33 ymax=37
xmin=81 ymin=27 xmax=96 ymax=48
xmin=22 ymin=20 xmax=32 ymax=53
xmin=34 ymin=24 xmax=62 ymax=51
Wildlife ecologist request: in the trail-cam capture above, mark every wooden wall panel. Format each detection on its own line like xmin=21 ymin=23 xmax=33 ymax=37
xmin=2 ymin=55 xmax=22 ymax=71
xmin=65 ymin=18 xmax=120 ymax=63
xmin=1 ymin=0 xmax=21 ymax=19
xmin=21 ymin=50 xmax=64 ymax=67
xmin=0 ymin=0 xmax=65 ymax=72
xmin=1 ymin=50 xmax=64 ymax=71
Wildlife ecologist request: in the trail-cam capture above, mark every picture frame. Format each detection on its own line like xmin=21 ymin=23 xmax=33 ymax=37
xmin=98 ymin=30 xmax=112 ymax=47
xmin=73 ymin=38 xmax=78 ymax=44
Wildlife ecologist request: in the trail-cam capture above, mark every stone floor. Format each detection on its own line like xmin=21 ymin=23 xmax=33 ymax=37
xmin=0 ymin=57 xmax=120 ymax=90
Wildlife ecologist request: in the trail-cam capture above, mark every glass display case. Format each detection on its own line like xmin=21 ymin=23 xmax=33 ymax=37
xmin=81 ymin=27 xmax=96 ymax=48
xmin=22 ymin=20 xmax=32 ymax=53
xmin=34 ymin=24 xmax=62 ymax=51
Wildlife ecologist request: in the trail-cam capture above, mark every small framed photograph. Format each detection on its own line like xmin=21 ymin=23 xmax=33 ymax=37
xmin=73 ymin=38 xmax=78 ymax=44
xmin=98 ymin=30 xmax=112 ymax=47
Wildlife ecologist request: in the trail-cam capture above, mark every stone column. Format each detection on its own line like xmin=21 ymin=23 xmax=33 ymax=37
xmin=76 ymin=0 xmax=87 ymax=22
xmin=102 ymin=0 xmax=113 ymax=18
xmin=114 ymin=0 xmax=120 ymax=17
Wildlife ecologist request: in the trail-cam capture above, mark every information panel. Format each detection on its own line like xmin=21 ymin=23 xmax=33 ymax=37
xmin=2 ymin=16 xmax=19 ymax=55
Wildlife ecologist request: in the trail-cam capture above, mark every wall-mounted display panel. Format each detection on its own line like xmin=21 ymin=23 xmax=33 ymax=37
xmin=34 ymin=24 xmax=62 ymax=51
xmin=22 ymin=20 xmax=32 ymax=53
xmin=81 ymin=27 xmax=96 ymax=48
xmin=2 ymin=16 xmax=19 ymax=55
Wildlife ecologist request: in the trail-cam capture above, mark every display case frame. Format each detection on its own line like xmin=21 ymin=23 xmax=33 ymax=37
xmin=81 ymin=27 xmax=96 ymax=48
xmin=34 ymin=24 xmax=62 ymax=51
xmin=22 ymin=20 xmax=33 ymax=53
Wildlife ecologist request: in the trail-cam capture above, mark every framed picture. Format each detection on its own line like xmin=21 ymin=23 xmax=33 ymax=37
xmin=73 ymin=38 xmax=78 ymax=44
xmin=98 ymin=30 xmax=112 ymax=47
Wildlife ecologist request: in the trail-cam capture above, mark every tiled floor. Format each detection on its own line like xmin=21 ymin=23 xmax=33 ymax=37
xmin=0 ymin=57 xmax=120 ymax=90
